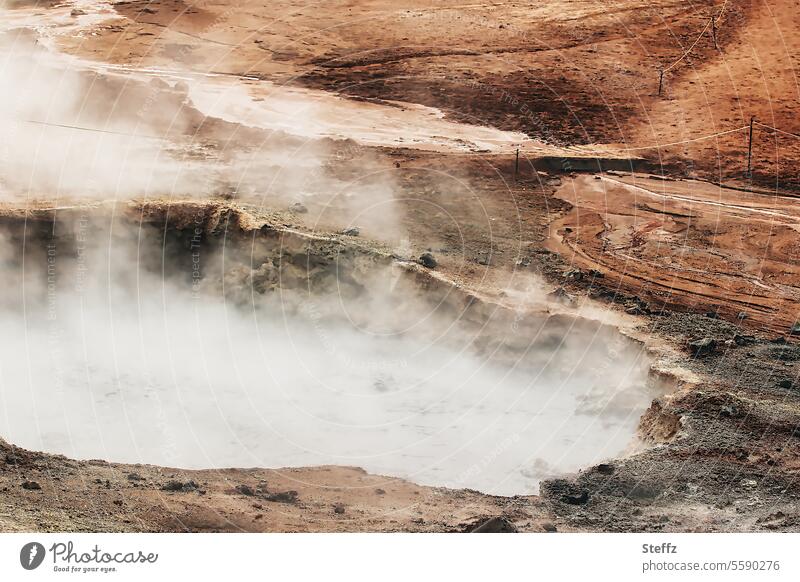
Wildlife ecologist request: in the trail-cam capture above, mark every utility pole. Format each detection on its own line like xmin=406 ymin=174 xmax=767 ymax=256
xmin=514 ymin=147 xmax=520 ymax=182
xmin=747 ymin=116 xmax=755 ymax=177
xmin=712 ymin=16 xmax=718 ymax=49
xmin=658 ymin=69 xmax=664 ymax=96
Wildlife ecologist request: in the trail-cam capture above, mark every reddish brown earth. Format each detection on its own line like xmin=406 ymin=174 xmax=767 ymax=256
xmin=546 ymin=173 xmax=800 ymax=335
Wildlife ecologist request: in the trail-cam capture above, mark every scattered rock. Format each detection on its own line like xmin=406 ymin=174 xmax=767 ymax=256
xmin=289 ymin=202 xmax=308 ymax=214
xmin=266 ymin=490 xmax=299 ymax=504
xmin=470 ymin=516 xmax=518 ymax=533
xmin=790 ymin=322 xmax=800 ymax=336
xmin=705 ymin=311 xmax=719 ymax=319
xmin=771 ymin=346 xmax=800 ymax=361
xmin=21 ymin=481 xmax=41 ymax=490
xmin=418 ymin=252 xmax=437 ymax=269
xmin=162 ymin=480 xmax=198 ymax=492
xmin=733 ymin=334 xmax=756 ymax=346
xmin=720 ymin=405 xmax=742 ymax=418
xmin=561 ymin=491 xmax=590 ymax=505
xmin=340 ymin=227 xmax=360 ymax=237
xmin=235 ymin=484 xmax=256 ymax=496
xmin=737 ymin=312 xmax=748 ymax=320
xmin=333 ymin=503 xmax=346 ymax=514
xmin=777 ymin=379 xmax=795 ymax=390
xmin=475 ymin=253 xmax=492 ymax=266
xmin=375 ymin=488 xmax=386 ymax=495
xmin=625 ymin=303 xmax=644 ymax=315
xmin=688 ymin=337 xmax=716 ymax=356
xmin=70 ymin=8 xmax=86 ymax=17
xmin=548 ymin=286 xmax=575 ymax=305
xmin=542 ymin=522 xmax=558 ymax=532
xmin=595 ymin=463 xmax=615 ymax=475
xmin=127 ymin=473 xmax=144 ymax=482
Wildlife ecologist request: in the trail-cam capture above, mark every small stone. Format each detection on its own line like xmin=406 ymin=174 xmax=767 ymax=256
xmin=162 ymin=480 xmax=197 ymax=492
xmin=127 ymin=473 xmax=144 ymax=482
xmin=476 ymin=253 xmax=492 ymax=266
xmin=777 ymin=379 xmax=794 ymax=389
xmin=790 ymin=322 xmax=800 ymax=336
xmin=21 ymin=481 xmax=41 ymax=490
xmin=375 ymin=488 xmax=386 ymax=495
xmin=542 ymin=522 xmax=557 ymax=532
xmin=470 ymin=516 xmax=518 ymax=533
xmin=733 ymin=334 xmax=756 ymax=346
xmin=333 ymin=503 xmax=346 ymax=514
xmin=688 ymin=337 xmax=716 ymax=356
xmin=235 ymin=484 xmax=255 ymax=496
xmin=737 ymin=312 xmax=748 ymax=320
xmin=418 ymin=252 xmax=437 ymax=269
xmin=595 ymin=463 xmax=615 ymax=475
xmin=266 ymin=490 xmax=299 ymax=504
xmin=340 ymin=227 xmax=360 ymax=237
xmin=561 ymin=491 xmax=589 ymax=505
xmin=548 ymin=287 xmax=575 ymax=305
xmin=720 ymin=405 xmax=741 ymax=418
xmin=289 ymin=202 xmax=308 ymax=214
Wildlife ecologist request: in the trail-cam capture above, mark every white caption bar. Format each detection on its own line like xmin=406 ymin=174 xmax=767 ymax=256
xmin=1 ymin=533 xmax=797 ymax=581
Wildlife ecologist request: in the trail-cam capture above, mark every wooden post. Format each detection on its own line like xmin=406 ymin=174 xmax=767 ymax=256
xmin=712 ymin=16 xmax=718 ymax=49
xmin=658 ymin=70 xmax=664 ymax=96
xmin=747 ymin=116 xmax=755 ymax=177
xmin=514 ymin=147 xmax=520 ymax=182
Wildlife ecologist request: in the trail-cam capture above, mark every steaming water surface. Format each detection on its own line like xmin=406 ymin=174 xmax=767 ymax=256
xmin=0 ymin=267 xmax=654 ymax=495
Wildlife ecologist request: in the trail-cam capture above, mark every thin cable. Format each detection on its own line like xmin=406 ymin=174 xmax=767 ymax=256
xmin=622 ymin=124 xmax=749 ymax=151
xmin=754 ymin=121 xmax=800 ymax=141
xmin=662 ymin=0 xmax=728 ymax=73
xmin=20 ymin=119 xmax=167 ymax=141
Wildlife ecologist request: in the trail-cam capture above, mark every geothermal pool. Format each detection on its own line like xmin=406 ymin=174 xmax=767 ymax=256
xmin=0 ymin=248 xmax=654 ymax=495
